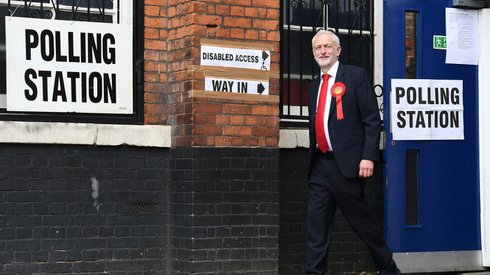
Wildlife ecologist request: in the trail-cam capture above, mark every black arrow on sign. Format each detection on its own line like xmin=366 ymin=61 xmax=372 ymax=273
xmin=257 ymin=83 xmax=265 ymax=95
xmin=262 ymin=51 xmax=269 ymax=61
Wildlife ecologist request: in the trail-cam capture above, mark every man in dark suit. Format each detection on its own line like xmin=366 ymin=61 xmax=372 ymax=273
xmin=305 ymin=30 xmax=400 ymax=275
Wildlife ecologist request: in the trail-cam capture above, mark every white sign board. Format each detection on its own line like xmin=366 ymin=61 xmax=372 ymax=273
xmin=205 ymin=77 xmax=269 ymax=95
xmin=6 ymin=17 xmax=133 ymax=114
xmin=201 ymin=45 xmax=270 ymax=71
xmin=0 ymin=95 xmax=5 ymax=108
xmin=391 ymin=79 xmax=464 ymax=140
xmin=445 ymin=8 xmax=479 ymax=65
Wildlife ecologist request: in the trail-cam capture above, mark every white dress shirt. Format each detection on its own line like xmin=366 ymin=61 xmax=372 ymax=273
xmin=316 ymin=61 xmax=339 ymax=151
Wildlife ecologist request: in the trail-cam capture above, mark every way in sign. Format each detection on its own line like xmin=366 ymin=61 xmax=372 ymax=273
xmin=205 ymin=77 xmax=269 ymax=95
xmin=212 ymin=80 xmax=247 ymax=93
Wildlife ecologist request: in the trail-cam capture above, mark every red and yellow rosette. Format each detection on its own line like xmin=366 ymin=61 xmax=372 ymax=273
xmin=331 ymin=82 xmax=346 ymax=120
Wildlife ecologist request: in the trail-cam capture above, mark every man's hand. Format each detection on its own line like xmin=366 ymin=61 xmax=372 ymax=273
xmin=359 ymin=159 xmax=374 ymax=178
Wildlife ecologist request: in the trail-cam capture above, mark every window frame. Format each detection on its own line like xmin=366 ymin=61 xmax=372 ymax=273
xmin=0 ymin=0 xmax=144 ymax=125
xmin=280 ymin=0 xmax=376 ymax=126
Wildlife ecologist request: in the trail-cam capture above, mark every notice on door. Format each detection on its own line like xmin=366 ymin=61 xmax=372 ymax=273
xmin=391 ymin=79 xmax=464 ymax=140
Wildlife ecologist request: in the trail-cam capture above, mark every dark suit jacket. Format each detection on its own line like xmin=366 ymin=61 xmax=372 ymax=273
xmin=307 ymin=63 xmax=382 ymax=178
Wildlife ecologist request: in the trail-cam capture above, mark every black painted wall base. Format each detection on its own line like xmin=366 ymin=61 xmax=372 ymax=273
xmin=0 ymin=144 xmax=383 ymax=274
xmin=0 ymin=145 xmax=280 ymax=275
xmin=168 ymin=148 xmax=280 ymax=275
xmin=279 ymin=148 xmax=385 ymax=275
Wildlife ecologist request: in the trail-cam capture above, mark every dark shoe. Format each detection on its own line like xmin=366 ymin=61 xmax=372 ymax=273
xmin=378 ymin=260 xmax=401 ymax=275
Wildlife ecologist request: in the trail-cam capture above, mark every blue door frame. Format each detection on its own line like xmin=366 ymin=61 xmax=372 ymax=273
xmin=383 ymin=0 xmax=480 ymax=260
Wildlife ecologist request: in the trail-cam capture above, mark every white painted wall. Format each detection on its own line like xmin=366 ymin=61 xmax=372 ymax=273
xmin=479 ymin=8 xmax=490 ymax=267
xmin=0 ymin=122 xmax=171 ymax=148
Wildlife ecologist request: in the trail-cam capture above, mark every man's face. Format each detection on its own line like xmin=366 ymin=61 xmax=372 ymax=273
xmin=313 ymin=33 xmax=341 ymax=70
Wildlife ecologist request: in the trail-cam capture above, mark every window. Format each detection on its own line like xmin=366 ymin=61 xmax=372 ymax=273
xmin=280 ymin=0 xmax=374 ymax=124
xmin=0 ymin=0 xmax=143 ymax=124
xmin=405 ymin=11 xmax=418 ymax=79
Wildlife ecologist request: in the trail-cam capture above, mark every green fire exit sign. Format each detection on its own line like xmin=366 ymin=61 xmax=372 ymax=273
xmin=433 ymin=35 xmax=447 ymax=50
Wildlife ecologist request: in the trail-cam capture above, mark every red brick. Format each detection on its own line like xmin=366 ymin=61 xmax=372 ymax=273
xmin=144 ymin=61 xmax=161 ymax=72
xmin=253 ymin=19 xmax=279 ymax=30
xmin=252 ymin=126 xmax=278 ymax=137
xmin=145 ymin=17 xmax=168 ymax=28
xmin=194 ymin=114 xmax=217 ymax=124
xmin=144 ymin=83 xmax=164 ymax=93
xmin=266 ymin=137 xmax=279 ymax=147
xmin=251 ymin=106 xmax=278 ymax=116
xmin=145 ymin=103 xmax=165 ymax=116
xmin=215 ymin=4 xmax=230 ymax=15
xmin=223 ymin=126 xmax=252 ymax=136
xmin=144 ymin=51 xmax=160 ymax=61
xmin=216 ymin=115 xmax=231 ymax=124
xmin=223 ymin=17 xmax=251 ymax=28
xmin=268 ymin=30 xmax=280 ymax=42
xmin=224 ymin=0 xmax=251 ymax=5
xmin=245 ymin=116 xmax=265 ymax=125
xmin=223 ymin=104 xmax=252 ymax=115
xmin=145 ymin=28 xmax=159 ymax=39
xmin=193 ymin=135 xmax=216 ymax=146
xmin=244 ymin=29 xmax=259 ymax=39
xmin=230 ymin=28 xmax=245 ymax=39
xmin=230 ymin=116 xmax=245 ymax=125
xmin=145 ymin=40 xmax=167 ymax=51
xmin=215 ymin=136 xmax=232 ymax=147
xmin=144 ymin=72 xmax=159 ymax=83
xmin=252 ymin=0 xmax=279 ymax=8
xmin=230 ymin=137 xmax=245 ymax=146
xmin=194 ymin=14 xmax=222 ymax=25
xmin=145 ymin=0 xmax=166 ymax=6
xmin=194 ymin=124 xmax=222 ymax=135
xmin=145 ymin=6 xmax=160 ymax=16
xmin=193 ymin=103 xmax=223 ymax=114
xmin=268 ymin=8 xmax=280 ymax=18
xmin=244 ymin=7 xmax=259 ymax=17
xmin=177 ymin=114 xmax=192 ymax=124
xmin=244 ymin=138 xmax=260 ymax=146
xmin=144 ymin=93 xmax=161 ymax=104
xmin=230 ymin=6 xmax=245 ymax=16
xmin=215 ymin=28 xmax=230 ymax=38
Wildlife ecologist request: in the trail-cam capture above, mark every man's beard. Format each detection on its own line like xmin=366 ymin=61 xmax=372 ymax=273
xmin=315 ymin=56 xmax=333 ymax=69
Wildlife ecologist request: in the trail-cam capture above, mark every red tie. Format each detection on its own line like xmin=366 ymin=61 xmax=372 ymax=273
xmin=315 ymin=74 xmax=330 ymax=153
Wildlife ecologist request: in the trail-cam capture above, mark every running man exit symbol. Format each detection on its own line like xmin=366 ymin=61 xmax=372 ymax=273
xmin=433 ymin=35 xmax=447 ymax=50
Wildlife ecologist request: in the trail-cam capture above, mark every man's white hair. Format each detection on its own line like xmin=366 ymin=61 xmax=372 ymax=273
xmin=311 ymin=30 xmax=341 ymax=49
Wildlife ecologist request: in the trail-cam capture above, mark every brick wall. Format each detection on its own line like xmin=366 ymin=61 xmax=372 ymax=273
xmin=0 ymin=1 xmax=389 ymax=274
xmin=144 ymin=0 xmax=281 ymax=147
xmin=0 ymin=144 xmax=169 ymax=274
xmin=0 ymin=145 xmax=280 ymax=274
xmin=142 ymin=2 xmax=282 ymax=272
xmin=168 ymin=148 xmax=279 ymax=274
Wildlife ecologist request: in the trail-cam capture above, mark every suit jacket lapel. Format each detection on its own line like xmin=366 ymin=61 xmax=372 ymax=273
xmin=310 ymin=77 xmax=321 ymax=115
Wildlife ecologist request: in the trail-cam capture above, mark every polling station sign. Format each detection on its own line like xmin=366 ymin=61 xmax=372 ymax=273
xmin=201 ymin=45 xmax=270 ymax=71
xmin=6 ymin=17 xmax=133 ymax=114
xmin=391 ymin=79 xmax=464 ymax=140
